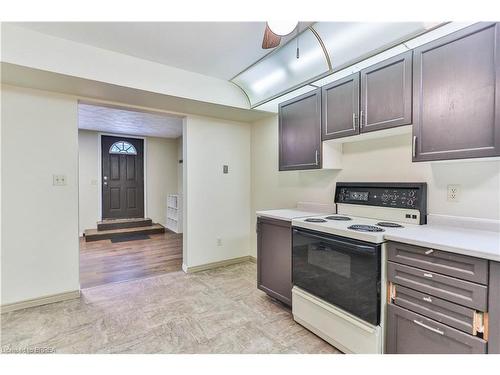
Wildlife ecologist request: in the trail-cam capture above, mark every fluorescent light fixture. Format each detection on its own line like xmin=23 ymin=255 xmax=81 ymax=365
xmin=288 ymin=47 xmax=325 ymax=72
xmin=267 ymin=21 xmax=298 ymax=36
xmin=250 ymin=68 xmax=286 ymax=94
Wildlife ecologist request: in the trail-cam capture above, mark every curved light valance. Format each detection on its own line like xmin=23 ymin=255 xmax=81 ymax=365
xmin=232 ymin=22 xmax=439 ymax=108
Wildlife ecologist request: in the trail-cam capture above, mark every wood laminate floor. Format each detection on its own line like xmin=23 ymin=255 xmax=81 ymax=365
xmin=0 ymin=262 xmax=340 ymax=354
xmin=79 ymin=231 xmax=183 ymax=288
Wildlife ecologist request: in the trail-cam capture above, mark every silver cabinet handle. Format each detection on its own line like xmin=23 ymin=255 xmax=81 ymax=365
xmin=352 ymin=113 xmax=357 ymax=127
xmin=423 ymin=296 xmax=433 ymax=303
xmin=412 ymin=136 xmax=417 ymax=158
xmin=425 ymin=249 xmax=434 ymax=255
xmin=359 ymin=110 xmax=364 ymax=128
xmin=413 ymin=320 xmax=444 ymax=335
xmin=315 ymin=150 xmax=319 ymax=165
xmin=423 ymin=273 xmax=433 ymax=278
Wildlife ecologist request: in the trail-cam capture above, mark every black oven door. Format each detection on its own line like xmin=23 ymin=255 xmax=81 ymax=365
xmin=292 ymin=228 xmax=381 ymax=325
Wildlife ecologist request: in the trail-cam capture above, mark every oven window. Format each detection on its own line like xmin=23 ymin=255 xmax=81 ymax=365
xmin=308 ymin=245 xmax=351 ymax=278
xmin=292 ymin=228 xmax=381 ymax=325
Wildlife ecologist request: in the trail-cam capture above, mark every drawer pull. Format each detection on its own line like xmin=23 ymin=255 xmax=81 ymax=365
xmin=413 ymin=320 xmax=444 ymax=335
xmin=423 ymin=273 xmax=433 ymax=278
xmin=422 ymin=296 xmax=433 ymax=303
xmin=425 ymin=249 xmax=434 ymax=255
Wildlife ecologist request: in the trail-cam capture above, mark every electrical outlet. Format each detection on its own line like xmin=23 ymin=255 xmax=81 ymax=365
xmin=53 ymin=174 xmax=67 ymax=186
xmin=217 ymin=238 xmax=223 ymax=246
xmin=447 ymin=184 xmax=460 ymax=202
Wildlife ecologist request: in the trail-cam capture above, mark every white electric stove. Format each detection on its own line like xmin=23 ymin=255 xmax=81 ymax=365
xmin=290 ymin=182 xmax=427 ymax=354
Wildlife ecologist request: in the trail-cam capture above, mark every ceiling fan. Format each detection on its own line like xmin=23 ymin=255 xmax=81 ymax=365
xmin=262 ymin=21 xmax=299 ymax=49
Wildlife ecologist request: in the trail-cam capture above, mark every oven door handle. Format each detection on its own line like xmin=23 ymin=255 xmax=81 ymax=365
xmin=293 ymin=229 xmax=376 ymax=255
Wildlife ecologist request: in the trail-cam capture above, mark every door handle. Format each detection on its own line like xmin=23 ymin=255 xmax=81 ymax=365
xmin=413 ymin=320 xmax=444 ymax=335
xmin=359 ymin=110 xmax=364 ymax=128
xmin=425 ymin=249 xmax=434 ymax=255
xmin=352 ymin=113 xmax=357 ymax=128
xmin=103 ymin=181 xmax=108 ymax=186
xmin=412 ymin=136 xmax=417 ymax=158
xmin=315 ymin=150 xmax=319 ymax=165
xmin=423 ymin=273 xmax=433 ymax=278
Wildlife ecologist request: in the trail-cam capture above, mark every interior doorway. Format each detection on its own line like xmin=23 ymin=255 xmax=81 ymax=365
xmin=77 ymin=101 xmax=184 ymax=289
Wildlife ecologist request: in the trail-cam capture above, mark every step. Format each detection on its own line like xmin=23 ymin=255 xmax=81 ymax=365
xmin=97 ymin=218 xmax=153 ymax=231
xmin=84 ymin=224 xmax=165 ymax=242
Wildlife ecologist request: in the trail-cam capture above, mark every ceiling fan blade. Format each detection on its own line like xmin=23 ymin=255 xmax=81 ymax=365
xmin=262 ymin=24 xmax=281 ymax=49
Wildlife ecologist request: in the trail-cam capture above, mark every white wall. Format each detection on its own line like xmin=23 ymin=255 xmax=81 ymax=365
xmin=177 ymin=136 xmax=183 ymax=195
xmin=183 ymin=115 xmax=251 ymax=268
xmin=78 ymin=130 xmax=99 ymax=234
xmin=1 ymin=86 xmax=80 ymax=305
xmin=77 ymin=130 xmax=178 ymax=233
xmin=1 ymin=24 xmax=249 ymax=109
xmin=250 ymin=115 xmax=500 ymax=256
xmin=146 ymin=136 xmax=179 ymax=226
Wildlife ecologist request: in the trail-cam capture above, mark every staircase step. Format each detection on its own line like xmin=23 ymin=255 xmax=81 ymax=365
xmin=97 ymin=218 xmax=153 ymax=231
xmin=84 ymin=224 xmax=165 ymax=242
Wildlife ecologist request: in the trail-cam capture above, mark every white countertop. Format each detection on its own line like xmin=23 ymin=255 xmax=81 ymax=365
xmin=256 ymin=208 xmax=335 ymax=222
xmin=385 ymin=224 xmax=500 ymax=262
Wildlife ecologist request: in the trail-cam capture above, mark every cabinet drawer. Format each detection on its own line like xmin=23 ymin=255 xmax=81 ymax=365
xmin=392 ymin=284 xmax=481 ymax=335
xmin=386 ymin=304 xmax=487 ymax=354
xmin=387 ymin=262 xmax=487 ymax=310
xmin=387 ymin=241 xmax=488 ymax=284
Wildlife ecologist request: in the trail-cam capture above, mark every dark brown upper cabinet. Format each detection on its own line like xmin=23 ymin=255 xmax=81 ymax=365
xmin=360 ymin=50 xmax=413 ymax=133
xmin=279 ymin=88 xmax=322 ymax=171
xmin=322 ymin=73 xmax=360 ymax=140
xmin=413 ymin=22 xmax=500 ymax=162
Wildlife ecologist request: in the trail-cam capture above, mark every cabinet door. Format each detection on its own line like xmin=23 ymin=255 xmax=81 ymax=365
xmin=360 ymin=51 xmax=412 ymax=132
xmin=413 ymin=22 xmax=500 ymax=161
xmin=386 ymin=304 xmax=487 ymax=354
xmin=257 ymin=217 xmax=292 ymax=306
xmin=322 ymin=73 xmax=360 ymax=140
xmin=489 ymin=262 xmax=500 ymax=354
xmin=279 ymin=89 xmax=322 ymax=171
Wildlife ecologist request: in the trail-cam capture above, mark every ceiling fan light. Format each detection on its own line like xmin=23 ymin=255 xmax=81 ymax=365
xmin=267 ymin=21 xmax=298 ymax=36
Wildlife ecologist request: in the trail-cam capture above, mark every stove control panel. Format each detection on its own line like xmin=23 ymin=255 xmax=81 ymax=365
xmin=335 ymin=183 xmax=427 ymax=212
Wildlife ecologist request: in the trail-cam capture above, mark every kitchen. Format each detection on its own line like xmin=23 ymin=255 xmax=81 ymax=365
xmin=255 ymin=21 xmax=500 ymax=354
xmin=1 ymin=2 xmax=500 ymax=373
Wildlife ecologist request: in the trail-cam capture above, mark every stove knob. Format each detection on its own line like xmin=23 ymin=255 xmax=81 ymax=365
xmin=381 ymin=194 xmax=389 ymax=202
xmin=407 ymin=198 xmax=415 ymax=206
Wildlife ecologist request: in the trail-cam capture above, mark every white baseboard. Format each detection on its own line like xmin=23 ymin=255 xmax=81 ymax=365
xmin=1 ymin=290 xmax=81 ymax=314
xmin=182 ymin=255 xmax=254 ymax=273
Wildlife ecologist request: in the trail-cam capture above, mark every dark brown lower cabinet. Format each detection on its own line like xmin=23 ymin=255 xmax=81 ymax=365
xmin=386 ymin=304 xmax=487 ymax=354
xmin=257 ymin=217 xmax=292 ymax=306
xmin=489 ymin=262 xmax=500 ymax=354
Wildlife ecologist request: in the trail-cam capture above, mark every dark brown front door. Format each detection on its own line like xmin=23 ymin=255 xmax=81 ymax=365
xmin=101 ymin=135 xmax=144 ymax=219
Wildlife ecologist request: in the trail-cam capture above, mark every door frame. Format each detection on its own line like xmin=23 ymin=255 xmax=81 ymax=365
xmin=97 ymin=132 xmax=147 ymax=221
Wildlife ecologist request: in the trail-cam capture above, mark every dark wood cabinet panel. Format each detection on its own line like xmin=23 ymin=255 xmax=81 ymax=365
xmin=322 ymin=73 xmax=360 ymax=140
xmin=257 ymin=217 xmax=292 ymax=306
xmin=413 ymin=22 xmax=500 ymax=161
xmin=386 ymin=304 xmax=487 ymax=354
xmin=279 ymin=89 xmax=322 ymax=171
xmin=387 ymin=241 xmax=488 ymax=284
xmin=360 ymin=51 xmax=412 ymax=132
xmin=387 ymin=261 xmax=488 ymax=310
xmin=489 ymin=261 xmax=500 ymax=353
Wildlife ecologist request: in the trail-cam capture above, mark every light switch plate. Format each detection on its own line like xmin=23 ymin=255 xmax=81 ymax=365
xmin=447 ymin=184 xmax=460 ymax=202
xmin=53 ymin=174 xmax=67 ymax=186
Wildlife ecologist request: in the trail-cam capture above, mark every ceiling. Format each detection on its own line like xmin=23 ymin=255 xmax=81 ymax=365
xmin=12 ymin=22 xmax=301 ymax=80
xmin=78 ymin=103 xmax=183 ymax=138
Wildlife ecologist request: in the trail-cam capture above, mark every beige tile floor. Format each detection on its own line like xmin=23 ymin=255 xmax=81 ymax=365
xmin=1 ymin=262 xmax=340 ymax=354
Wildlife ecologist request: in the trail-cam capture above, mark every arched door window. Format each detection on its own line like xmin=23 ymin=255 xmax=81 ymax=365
xmin=109 ymin=141 xmax=137 ymax=155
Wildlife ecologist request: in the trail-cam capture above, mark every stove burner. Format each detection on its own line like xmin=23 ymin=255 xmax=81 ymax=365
xmin=348 ymin=224 xmax=385 ymax=232
xmin=377 ymin=222 xmax=404 ymax=228
xmin=304 ymin=218 xmax=327 ymax=223
xmin=325 ymin=215 xmax=352 ymax=221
